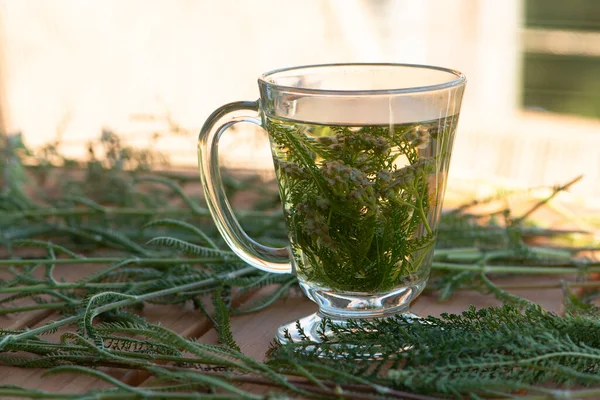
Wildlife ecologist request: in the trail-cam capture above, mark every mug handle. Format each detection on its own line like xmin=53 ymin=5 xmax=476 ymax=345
xmin=197 ymin=101 xmax=292 ymax=274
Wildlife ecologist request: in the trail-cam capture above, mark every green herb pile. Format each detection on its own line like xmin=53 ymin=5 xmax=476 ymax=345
xmin=0 ymin=129 xmax=599 ymax=399
xmin=268 ymin=117 xmax=456 ymax=292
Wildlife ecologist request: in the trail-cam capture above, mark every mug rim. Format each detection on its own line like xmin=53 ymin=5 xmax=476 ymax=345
xmin=258 ymin=63 xmax=466 ymax=96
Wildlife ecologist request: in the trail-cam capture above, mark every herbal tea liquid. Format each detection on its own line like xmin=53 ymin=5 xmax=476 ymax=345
xmin=266 ymin=116 xmax=458 ymax=293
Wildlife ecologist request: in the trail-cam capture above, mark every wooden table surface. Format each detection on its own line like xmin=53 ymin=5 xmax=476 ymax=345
xmin=1 ymin=176 xmax=595 ymax=396
xmin=0 ymin=261 xmax=566 ymax=395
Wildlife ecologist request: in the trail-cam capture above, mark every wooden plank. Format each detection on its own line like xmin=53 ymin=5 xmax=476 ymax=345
xmin=201 ymin=289 xmax=316 ymax=362
xmin=415 ymin=275 xmax=565 ymax=317
xmin=0 ymin=366 xmax=115 ymax=395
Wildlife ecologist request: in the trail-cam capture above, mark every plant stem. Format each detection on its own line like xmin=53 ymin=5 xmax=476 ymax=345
xmin=0 ymin=282 xmax=138 ymax=293
xmin=418 ymin=202 xmax=432 ymax=235
xmin=0 ymin=388 xmax=241 ymax=399
xmin=432 ymin=247 xmax=481 ymax=257
xmin=1 ymin=207 xmax=203 ymax=219
xmin=426 ymin=280 xmax=600 ymax=293
xmin=0 ymin=207 xmax=279 ymax=220
xmin=513 ymin=175 xmax=582 ymax=224
xmin=432 ymin=262 xmax=600 ymax=274
xmin=493 ymin=281 xmax=600 ymax=291
xmin=231 ymin=375 xmax=442 ymax=400
xmin=0 ymin=257 xmax=228 ymax=266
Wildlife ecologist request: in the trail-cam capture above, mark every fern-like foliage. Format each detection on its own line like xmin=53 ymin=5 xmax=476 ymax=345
xmin=212 ymin=288 xmax=241 ymax=352
xmin=144 ymin=218 xmax=219 ymax=249
xmin=232 ymin=276 xmax=297 ymax=315
xmin=147 ymin=236 xmax=235 ymax=259
xmin=267 ymin=304 xmax=600 ymax=397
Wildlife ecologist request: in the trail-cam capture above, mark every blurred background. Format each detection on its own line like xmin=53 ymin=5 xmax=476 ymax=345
xmin=0 ymin=0 xmax=599 ymax=205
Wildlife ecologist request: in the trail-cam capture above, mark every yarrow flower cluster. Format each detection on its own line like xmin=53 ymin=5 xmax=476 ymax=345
xmin=274 ymin=160 xmax=307 ymax=179
xmin=318 ymin=131 xmax=390 ymax=155
xmin=372 ymin=158 xmax=435 ymax=203
xmin=296 ymin=200 xmax=336 ymax=249
xmin=403 ymin=125 xmax=431 ymax=148
xmin=390 ymin=158 xmax=435 ymax=188
xmin=320 ymin=160 xmax=375 ymax=204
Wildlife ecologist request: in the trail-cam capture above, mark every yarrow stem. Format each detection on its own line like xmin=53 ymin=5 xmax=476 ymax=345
xmin=432 ymin=262 xmax=599 ymax=274
xmin=0 ymin=257 xmax=230 ymax=266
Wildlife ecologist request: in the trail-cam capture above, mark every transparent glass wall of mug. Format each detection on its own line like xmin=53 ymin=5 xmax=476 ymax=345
xmin=258 ymin=65 xmax=464 ymax=316
xmin=198 ymin=64 xmax=465 ymax=341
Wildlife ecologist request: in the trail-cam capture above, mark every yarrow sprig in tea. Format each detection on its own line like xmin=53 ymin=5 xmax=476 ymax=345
xmin=268 ymin=117 xmax=457 ymax=292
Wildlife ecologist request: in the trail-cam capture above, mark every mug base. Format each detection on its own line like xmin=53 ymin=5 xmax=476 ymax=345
xmin=299 ymin=281 xmax=426 ymax=320
xmin=276 ymin=281 xmax=426 ymax=344
xmin=275 ymin=310 xmax=420 ymax=344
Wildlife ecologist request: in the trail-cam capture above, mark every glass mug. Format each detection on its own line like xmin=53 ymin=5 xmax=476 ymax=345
xmin=198 ymin=63 xmax=466 ymax=342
